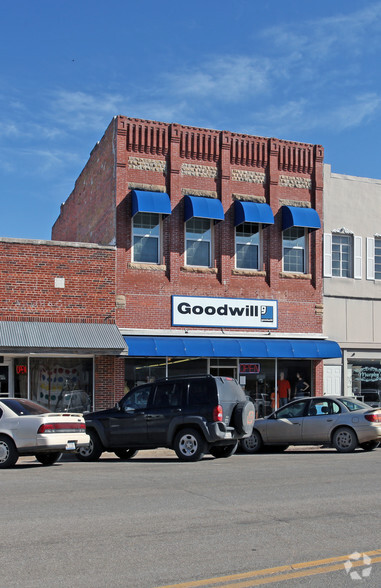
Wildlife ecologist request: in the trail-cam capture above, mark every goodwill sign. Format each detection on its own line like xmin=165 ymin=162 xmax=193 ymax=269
xmin=172 ymin=296 xmax=278 ymax=329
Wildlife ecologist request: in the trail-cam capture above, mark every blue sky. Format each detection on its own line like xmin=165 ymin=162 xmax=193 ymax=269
xmin=1 ymin=0 xmax=381 ymax=240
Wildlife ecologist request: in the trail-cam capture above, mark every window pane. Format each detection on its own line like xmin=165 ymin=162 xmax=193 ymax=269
xmin=186 ymin=239 xmax=210 ymax=266
xmin=236 ymin=243 xmax=258 ymax=269
xmin=133 ymin=212 xmax=159 ymax=232
xmin=186 ymin=218 xmax=211 ymax=238
xmin=375 ymin=238 xmax=381 ymax=280
xmin=283 ymin=227 xmax=305 ymax=273
xmin=332 ymin=234 xmax=352 ymax=277
xmin=134 ymin=235 xmax=159 ymax=263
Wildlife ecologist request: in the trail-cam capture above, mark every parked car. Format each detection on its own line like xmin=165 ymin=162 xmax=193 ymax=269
xmin=54 ymin=389 xmax=91 ymax=413
xmin=77 ymin=374 xmax=255 ymax=462
xmin=0 ymin=398 xmax=90 ymax=468
xmin=241 ymin=396 xmax=381 ymax=454
xmin=355 ymin=389 xmax=381 ymax=409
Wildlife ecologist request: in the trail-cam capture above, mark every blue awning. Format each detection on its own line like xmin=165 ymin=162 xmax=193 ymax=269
xmin=131 ymin=190 xmax=172 ymax=217
xmin=184 ymin=195 xmax=224 ymax=222
xmin=123 ymin=336 xmax=341 ymax=359
xmin=282 ymin=206 xmax=321 ymax=231
xmin=234 ymin=201 xmax=274 ymax=226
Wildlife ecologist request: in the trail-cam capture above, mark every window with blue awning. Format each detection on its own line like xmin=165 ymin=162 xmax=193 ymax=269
xmin=282 ymin=206 xmax=321 ymax=231
xmin=184 ymin=195 xmax=224 ymax=221
xmin=234 ymin=201 xmax=274 ymax=226
xmin=131 ymin=190 xmax=172 ymax=216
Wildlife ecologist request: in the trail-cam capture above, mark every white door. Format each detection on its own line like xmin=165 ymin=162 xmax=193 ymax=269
xmin=323 ymin=365 xmax=342 ymax=396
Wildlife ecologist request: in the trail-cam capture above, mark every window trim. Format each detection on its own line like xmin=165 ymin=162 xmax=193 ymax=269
xmin=132 ymin=212 xmax=162 ymax=265
xmin=282 ymin=227 xmax=308 ymax=274
xmin=235 ymin=222 xmax=261 ymax=270
xmin=185 ymin=217 xmax=213 ymax=268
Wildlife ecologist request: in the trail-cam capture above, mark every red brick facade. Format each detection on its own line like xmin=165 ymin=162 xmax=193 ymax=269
xmin=53 ymin=116 xmax=324 ymax=337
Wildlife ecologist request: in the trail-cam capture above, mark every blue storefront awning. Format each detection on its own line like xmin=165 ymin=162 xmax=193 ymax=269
xmin=131 ymin=190 xmax=172 ymax=217
xmin=184 ymin=195 xmax=224 ymax=222
xmin=123 ymin=336 xmax=341 ymax=359
xmin=282 ymin=206 xmax=321 ymax=231
xmin=234 ymin=201 xmax=274 ymax=227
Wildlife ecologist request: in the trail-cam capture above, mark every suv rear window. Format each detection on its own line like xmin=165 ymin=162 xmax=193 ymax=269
xmin=217 ymin=378 xmax=246 ymax=402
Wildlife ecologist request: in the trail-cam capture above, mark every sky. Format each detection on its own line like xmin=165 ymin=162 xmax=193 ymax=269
xmin=1 ymin=0 xmax=381 ymax=240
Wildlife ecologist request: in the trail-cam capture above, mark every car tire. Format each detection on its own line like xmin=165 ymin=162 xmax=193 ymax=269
xmin=35 ymin=452 xmax=62 ymax=466
xmin=209 ymin=441 xmax=238 ymax=459
xmin=332 ymin=427 xmax=358 ymax=453
xmin=232 ymin=401 xmax=255 ymax=435
xmin=114 ymin=449 xmax=139 ymax=460
xmin=0 ymin=435 xmax=19 ymax=468
xmin=173 ymin=428 xmax=206 ymax=462
xmin=240 ymin=430 xmax=263 ymax=454
xmin=76 ymin=430 xmax=103 ymax=462
xmin=360 ymin=440 xmax=379 ymax=452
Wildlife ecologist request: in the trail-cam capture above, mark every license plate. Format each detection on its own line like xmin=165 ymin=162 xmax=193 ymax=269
xmin=66 ymin=442 xmax=76 ymax=450
xmin=224 ymin=432 xmax=232 ymax=439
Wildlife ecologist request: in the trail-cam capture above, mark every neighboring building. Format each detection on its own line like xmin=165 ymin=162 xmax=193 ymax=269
xmin=323 ymin=164 xmax=381 ymax=397
xmin=52 ymin=116 xmax=341 ymax=411
xmin=0 ymin=238 xmax=127 ymax=410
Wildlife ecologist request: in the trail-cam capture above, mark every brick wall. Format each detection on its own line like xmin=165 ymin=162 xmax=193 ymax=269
xmin=0 ymin=238 xmax=116 ymax=323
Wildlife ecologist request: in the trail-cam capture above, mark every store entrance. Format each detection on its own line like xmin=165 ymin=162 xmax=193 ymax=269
xmin=0 ymin=365 xmax=9 ymax=398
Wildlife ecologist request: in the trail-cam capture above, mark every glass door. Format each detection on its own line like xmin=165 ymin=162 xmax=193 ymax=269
xmin=0 ymin=365 xmax=9 ymax=398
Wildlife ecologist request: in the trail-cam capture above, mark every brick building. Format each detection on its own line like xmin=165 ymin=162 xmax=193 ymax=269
xmin=52 ymin=116 xmax=340 ymax=412
xmin=0 ymin=238 xmax=127 ymax=410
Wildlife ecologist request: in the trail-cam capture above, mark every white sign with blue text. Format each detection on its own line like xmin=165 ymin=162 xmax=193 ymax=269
xmin=172 ymin=295 xmax=278 ymax=329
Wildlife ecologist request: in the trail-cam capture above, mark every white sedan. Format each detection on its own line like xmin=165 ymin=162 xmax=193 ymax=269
xmin=0 ymin=398 xmax=90 ymax=468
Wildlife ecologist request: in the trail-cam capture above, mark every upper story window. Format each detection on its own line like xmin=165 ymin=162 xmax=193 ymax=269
xmin=366 ymin=236 xmax=381 ymax=280
xmin=283 ymin=227 xmax=306 ymax=273
xmin=332 ymin=234 xmax=352 ymax=277
xmin=185 ymin=218 xmax=212 ymax=267
xmin=132 ymin=212 xmax=160 ymax=264
xmin=324 ymin=232 xmax=362 ymax=279
xmin=235 ymin=222 xmax=260 ymax=270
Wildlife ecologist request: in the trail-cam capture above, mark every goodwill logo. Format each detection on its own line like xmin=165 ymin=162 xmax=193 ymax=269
xmin=172 ymin=296 xmax=278 ymax=329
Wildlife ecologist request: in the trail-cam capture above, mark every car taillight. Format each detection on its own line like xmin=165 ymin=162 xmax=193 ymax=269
xmin=365 ymin=414 xmax=381 ymax=423
xmin=37 ymin=423 xmax=86 ymax=434
xmin=213 ymin=405 xmax=223 ymax=422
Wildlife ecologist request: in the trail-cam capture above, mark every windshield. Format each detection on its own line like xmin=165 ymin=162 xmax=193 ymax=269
xmin=1 ymin=399 xmax=51 ymax=416
xmin=340 ymin=397 xmax=370 ymax=412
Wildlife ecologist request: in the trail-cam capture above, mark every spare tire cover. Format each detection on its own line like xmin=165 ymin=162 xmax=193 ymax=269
xmin=232 ymin=401 xmax=255 ymax=435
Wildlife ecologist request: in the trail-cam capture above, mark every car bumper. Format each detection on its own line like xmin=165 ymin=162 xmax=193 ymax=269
xmin=204 ymin=422 xmax=247 ymax=443
xmin=355 ymin=425 xmax=381 ymax=444
xmin=18 ymin=433 xmax=90 ymax=454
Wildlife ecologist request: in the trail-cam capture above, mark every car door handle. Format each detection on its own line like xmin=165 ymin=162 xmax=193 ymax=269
xmin=292 ymin=422 xmax=301 ymax=425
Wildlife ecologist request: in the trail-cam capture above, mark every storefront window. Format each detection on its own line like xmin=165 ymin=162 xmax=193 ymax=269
xmin=348 ymin=361 xmax=381 ymax=397
xmin=125 ymin=358 xmax=166 ymax=393
xmin=168 ymin=357 xmax=207 ymax=378
xmin=29 ymin=357 xmax=93 ymax=412
xmin=14 ymin=358 xmax=28 ymax=398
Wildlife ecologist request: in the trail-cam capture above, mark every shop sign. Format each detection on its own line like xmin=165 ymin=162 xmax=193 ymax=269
xmin=240 ymin=363 xmax=261 ymax=374
xmin=172 ymin=295 xmax=278 ymax=329
xmin=16 ymin=365 xmax=28 ymax=375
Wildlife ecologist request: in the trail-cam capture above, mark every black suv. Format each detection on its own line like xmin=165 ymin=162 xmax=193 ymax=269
xmin=77 ymin=374 xmax=254 ymax=462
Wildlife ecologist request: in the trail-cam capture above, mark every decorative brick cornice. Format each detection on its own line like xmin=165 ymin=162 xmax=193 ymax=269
xmin=279 ymin=175 xmax=312 ymax=189
xmin=181 ymin=189 xmax=218 ymax=198
xmin=232 ymin=193 xmax=266 ymax=203
xmin=128 ymin=156 xmax=167 ymax=174
xmin=231 ymin=169 xmax=266 ymax=184
xmin=181 ymin=163 xmax=218 ymax=179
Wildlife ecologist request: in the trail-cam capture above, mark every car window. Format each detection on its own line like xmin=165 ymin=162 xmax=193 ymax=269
xmin=276 ymin=400 xmax=306 ymax=419
xmin=122 ymin=385 xmax=151 ymax=410
xmin=1 ymin=398 xmax=50 ymax=415
xmin=188 ymin=380 xmax=212 ymax=406
xmin=153 ymin=382 xmax=183 ymax=408
xmin=308 ymin=399 xmax=339 ymax=416
xmin=340 ymin=397 xmax=369 ymax=412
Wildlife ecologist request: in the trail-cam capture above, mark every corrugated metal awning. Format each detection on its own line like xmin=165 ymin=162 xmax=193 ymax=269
xmin=0 ymin=322 xmax=128 ymax=355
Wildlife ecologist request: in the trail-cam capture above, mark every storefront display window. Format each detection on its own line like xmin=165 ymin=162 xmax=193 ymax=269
xmin=29 ymin=357 xmax=93 ymax=412
xmin=14 ymin=358 xmax=28 ymax=398
xmin=348 ymin=360 xmax=381 ymax=397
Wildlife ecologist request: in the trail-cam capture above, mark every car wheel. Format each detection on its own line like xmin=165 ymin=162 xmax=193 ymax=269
xmin=0 ymin=435 xmax=19 ymax=468
xmin=35 ymin=452 xmax=62 ymax=466
xmin=114 ymin=449 xmax=139 ymax=460
xmin=232 ymin=401 xmax=255 ymax=435
xmin=360 ymin=440 xmax=379 ymax=452
xmin=76 ymin=430 xmax=103 ymax=462
xmin=209 ymin=441 xmax=238 ymax=459
xmin=332 ymin=427 xmax=358 ymax=453
xmin=240 ymin=430 xmax=263 ymax=454
xmin=173 ymin=428 xmax=206 ymax=462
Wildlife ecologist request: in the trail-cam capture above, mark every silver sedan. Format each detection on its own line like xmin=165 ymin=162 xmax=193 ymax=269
xmin=241 ymin=395 xmax=381 ymax=454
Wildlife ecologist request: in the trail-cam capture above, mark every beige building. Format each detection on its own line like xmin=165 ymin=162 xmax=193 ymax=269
xmin=323 ymin=164 xmax=381 ymax=397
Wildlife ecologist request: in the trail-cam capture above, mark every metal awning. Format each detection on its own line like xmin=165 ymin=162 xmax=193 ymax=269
xmin=123 ymin=336 xmax=341 ymax=359
xmin=282 ymin=206 xmax=321 ymax=231
xmin=0 ymin=322 xmax=128 ymax=355
xmin=234 ymin=201 xmax=274 ymax=226
xmin=131 ymin=190 xmax=172 ymax=217
xmin=184 ymin=195 xmax=224 ymax=221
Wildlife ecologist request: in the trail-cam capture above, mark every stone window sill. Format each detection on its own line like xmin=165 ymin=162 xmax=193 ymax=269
xmin=280 ymin=272 xmax=312 ymax=280
xmin=180 ymin=266 xmax=218 ymax=274
xmin=128 ymin=262 xmax=167 ymax=271
xmin=232 ymin=269 xmax=266 ymax=277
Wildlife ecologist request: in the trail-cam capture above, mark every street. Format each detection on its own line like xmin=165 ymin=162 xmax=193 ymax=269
xmin=1 ymin=447 xmax=381 ymax=587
